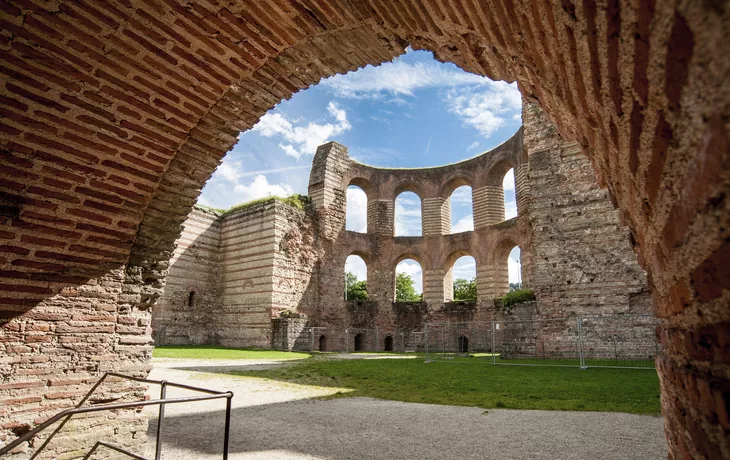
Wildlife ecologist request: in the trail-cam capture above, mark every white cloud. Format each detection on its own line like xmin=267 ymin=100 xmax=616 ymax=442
xmin=346 ymin=255 xmax=367 ymax=282
xmin=503 ymin=168 xmax=515 ymax=192
xmin=396 ymin=259 xmax=423 ymax=294
xmin=252 ymin=102 xmax=351 ymax=159
xmin=452 ymin=215 xmax=474 ymax=233
xmin=450 ymin=186 xmax=472 ymax=204
xmin=233 ymin=175 xmax=294 ymax=202
xmin=467 ymin=141 xmax=480 ymax=152
xmin=444 ymin=81 xmax=522 ymax=139
xmin=395 ymin=193 xmax=422 ymax=236
xmin=503 ymin=168 xmax=517 ymax=219
xmin=346 ymin=186 xmax=367 ymax=233
xmin=321 ymin=58 xmax=490 ymax=99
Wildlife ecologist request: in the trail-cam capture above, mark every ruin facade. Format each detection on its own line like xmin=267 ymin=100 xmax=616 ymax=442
xmin=153 ymin=99 xmax=650 ymax=352
xmin=0 ymin=1 xmax=728 ymax=458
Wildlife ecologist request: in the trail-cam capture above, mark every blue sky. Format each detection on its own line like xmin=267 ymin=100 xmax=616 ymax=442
xmin=198 ymin=48 xmax=523 ymax=289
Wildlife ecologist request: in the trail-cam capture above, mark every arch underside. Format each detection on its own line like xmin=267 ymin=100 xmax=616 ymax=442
xmin=0 ymin=1 xmax=728 ymax=458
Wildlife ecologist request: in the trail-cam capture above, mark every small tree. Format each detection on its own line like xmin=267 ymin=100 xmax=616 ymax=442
xmin=395 ymin=272 xmax=420 ymax=301
xmin=453 ymin=277 xmax=477 ymax=300
xmin=509 ymin=282 xmax=522 ymax=292
xmin=345 ymin=272 xmax=368 ymax=300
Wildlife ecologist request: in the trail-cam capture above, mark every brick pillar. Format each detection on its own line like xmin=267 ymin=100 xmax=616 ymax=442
xmin=368 ymin=199 xmax=394 ymax=236
xmin=473 ymin=185 xmax=505 ymax=228
xmin=308 ymin=141 xmax=350 ymax=210
xmin=422 ymin=197 xmax=450 ymax=235
xmin=478 ymin=263 xmax=508 ymax=301
xmin=423 ymin=269 xmax=448 ymax=303
xmin=515 ymin=163 xmax=530 ymax=216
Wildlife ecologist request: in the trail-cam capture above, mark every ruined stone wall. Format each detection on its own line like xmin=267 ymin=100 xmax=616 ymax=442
xmin=523 ymin=100 xmax=650 ymax=318
xmin=152 ymin=207 xmax=221 ymax=345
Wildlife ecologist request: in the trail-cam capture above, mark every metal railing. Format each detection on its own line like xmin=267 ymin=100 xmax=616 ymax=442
xmin=0 ymin=372 xmax=233 ymax=459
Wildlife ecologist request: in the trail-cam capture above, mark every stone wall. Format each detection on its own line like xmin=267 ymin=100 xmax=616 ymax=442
xmin=153 ymin=207 xmax=220 ymax=345
xmin=156 ymin=101 xmax=650 ymax=355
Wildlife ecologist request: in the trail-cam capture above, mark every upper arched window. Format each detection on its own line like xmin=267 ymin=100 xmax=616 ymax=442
xmin=503 ymin=168 xmax=517 ymax=220
xmin=394 ymin=192 xmax=422 ymax=236
xmin=450 ymin=185 xmax=474 ymax=233
xmin=346 ymin=185 xmax=367 ymax=233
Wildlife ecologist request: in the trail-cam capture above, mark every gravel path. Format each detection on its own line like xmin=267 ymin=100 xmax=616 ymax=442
xmin=145 ymin=357 xmax=667 ymax=460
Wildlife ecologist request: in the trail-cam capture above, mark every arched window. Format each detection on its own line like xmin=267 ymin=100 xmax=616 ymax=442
xmin=508 ymin=246 xmax=522 ymax=291
xmin=345 ymin=254 xmax=368 ymax=300
xmin=451 ymin=255 xmax=477 ymax=300
xmin=346 ymin=185 xmax=367 ymax=232
xmin=450 ymin=185 xmax=474 ymax=233
xmin=503 ymin=168 xmax=517 ymax=220
xmin=384 ymin=336 xmax=394 ymax=352
xmin=187 ymin=291 xmax=195 ymax=308
xmin=394 ymin=192 xmax=422 ymax=236
xmin=458 ymin=335 xmax=469 ymax=353
xmin=395 ymin=259 xmax=423 ymax=301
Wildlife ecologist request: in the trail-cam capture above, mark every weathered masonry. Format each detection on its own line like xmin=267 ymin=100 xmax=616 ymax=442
xmin=155 ymin=99 xmax=650 ymax=352
xmin=0 ymin=1 xmax=728 ymax=459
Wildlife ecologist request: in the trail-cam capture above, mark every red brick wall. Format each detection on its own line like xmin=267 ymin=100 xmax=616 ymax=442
xmin=0 ymin=1 xmax=728 ymax=458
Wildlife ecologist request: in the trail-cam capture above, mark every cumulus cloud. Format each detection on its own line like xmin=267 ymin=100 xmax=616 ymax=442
xmin=467 ymin=141 xmax=480 ymax=152
xmin=233 ymin=175 xmax=294 ymax=202
xmin=395 ymin=193 xmax=422 ymax=236
xmin=452 ymin=214 xmax=474 ymax=233
xmin=396 ymin=259 xmax=423 ymax=294
xmin=346 ymin=186 xmax=367 ymax=233
xmin=346 ymin=255 xmax=367 ymax=281
xmin=252 ymin=102 xmax=351 ymax=159
xmin=321 ymin=58 xmax=489 ymax=99
xmin=444 ymin=81 xmax=522 ymax=138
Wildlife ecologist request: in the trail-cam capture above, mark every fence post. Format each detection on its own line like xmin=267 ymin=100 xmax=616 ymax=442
xmin=491 ymin=321 xmax=496 ymax=365
xmin=578 ymin=316 xmax=586 ymax=369
xmin=345 ymin=329 xmax=349 ymax=353
xmin=375 ymin=327 xmax=379 ymax=353
xmin=424 ymin=324 xmax=429 ymax=361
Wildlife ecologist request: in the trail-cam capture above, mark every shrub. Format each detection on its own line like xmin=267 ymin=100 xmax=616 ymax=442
xmin=499 ymin=288 xmax=535 ymax=309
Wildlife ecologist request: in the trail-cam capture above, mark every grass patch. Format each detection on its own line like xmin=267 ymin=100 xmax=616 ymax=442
xmin=234 ymin=356 xmax=661 ymax=415
xmin=152 ymin=346 xmax=311 ymax=360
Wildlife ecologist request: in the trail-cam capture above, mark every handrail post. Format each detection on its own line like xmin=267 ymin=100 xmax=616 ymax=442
xmin=155 ymin=380 xmax=167 ymax=460
xmin=223 ymin=392 xmax=233 ymax=460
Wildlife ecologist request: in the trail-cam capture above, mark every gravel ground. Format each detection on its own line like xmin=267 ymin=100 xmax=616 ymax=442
xmin=145 ymin=357 xmax=667 ymax=460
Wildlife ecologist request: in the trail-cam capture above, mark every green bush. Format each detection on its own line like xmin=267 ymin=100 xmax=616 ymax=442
xmin=499 ymin=288 xmax=535 ymax=308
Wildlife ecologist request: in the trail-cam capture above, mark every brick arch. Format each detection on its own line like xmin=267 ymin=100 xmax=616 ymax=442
xmin=392 ymin=181 xmax=426 ymax=201
xmin=0 ymin=2 xmax=727 ymax=458
xmin=347 ymin=177 xmax=377 ymax=201
xmin=440 ymin=176 xmax=474 ymax=199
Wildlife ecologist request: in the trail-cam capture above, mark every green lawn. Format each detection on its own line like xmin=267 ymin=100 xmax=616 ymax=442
xmin=152 ymin=345 xmax=311 ymax=360
xmin=234 ymin=355 xmax=661 ymax=415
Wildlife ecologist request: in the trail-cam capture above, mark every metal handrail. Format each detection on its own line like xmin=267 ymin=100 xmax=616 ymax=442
xmin=0 ymin=372 xmax=233 ymax=459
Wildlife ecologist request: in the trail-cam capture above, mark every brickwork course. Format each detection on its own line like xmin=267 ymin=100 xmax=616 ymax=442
xmin=0 ymin=1 xmax=728 ymax=459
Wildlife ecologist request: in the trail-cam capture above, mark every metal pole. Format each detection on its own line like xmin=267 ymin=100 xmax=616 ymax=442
xmin=155 ymin=381 xmax=167 ymax=460
xmin=223 ymin=393 xmax=232 ymax=460
xmin=424 ymin=324 xmax=428 ymax=361
xmin=578 ymin=316 xmax=586 ymax=369
xmin=345 ymin=329 xmax=349 ymax=353
xmin=491 ymin=321 xmax=496 ymax=365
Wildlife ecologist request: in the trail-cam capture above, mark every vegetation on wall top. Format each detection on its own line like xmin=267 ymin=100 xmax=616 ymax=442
xmin=195 ymin=194 xmax=311 ymax=216
xmin=497 ymin=288 xmax=536 ymax=309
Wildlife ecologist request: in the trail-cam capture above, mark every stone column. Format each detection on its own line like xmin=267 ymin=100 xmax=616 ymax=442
xmin=423 ymin=268 xmax=448 ymax=303
xmin=422 ymin=197 xmax=450 ymax=235
xmin=368 ymin=199 xmax=394 ymax=236
xmin=473 ymin=185 xmax=505 ymax=228
xmin=477 ymin=263 xmax=509 ymax=301
xmin=515 ymin=163 xmax=530 ymax=216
